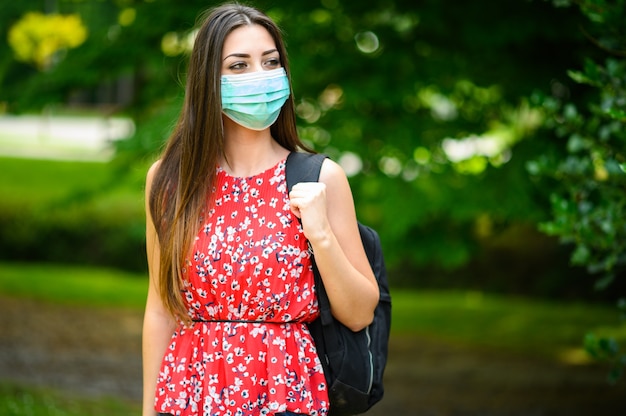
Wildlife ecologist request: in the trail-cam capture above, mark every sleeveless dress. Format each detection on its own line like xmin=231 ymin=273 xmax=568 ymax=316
xmin=154 ymin=158 xmax=329 ymax=416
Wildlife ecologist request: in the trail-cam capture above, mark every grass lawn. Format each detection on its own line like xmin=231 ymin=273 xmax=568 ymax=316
xmin=0 ymin=157 xmax=111 ymax=207
xmin=392 ymin=289 xmax=626 ymax=362
xmin=0 ymin=262 xmax=147 ymax=309
xmin=0 ymin=383 xmax=140 ymax=416
xmin=0 ymin=156 xmax=149 ymax=211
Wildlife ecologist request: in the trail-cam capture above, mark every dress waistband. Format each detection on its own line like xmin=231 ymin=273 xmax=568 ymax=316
xmin=192 ymin=318 xmax=297 ymax=324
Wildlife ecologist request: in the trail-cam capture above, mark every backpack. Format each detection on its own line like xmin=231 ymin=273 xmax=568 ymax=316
xmin=285 ymin=151 xmax=392 ymax=416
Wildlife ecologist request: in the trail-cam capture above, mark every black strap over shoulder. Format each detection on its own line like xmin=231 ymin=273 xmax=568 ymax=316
xmin=285 ymin=151 xmax=334 ymax=326
xmin=285 ymin=151 xmax=327 ymax=192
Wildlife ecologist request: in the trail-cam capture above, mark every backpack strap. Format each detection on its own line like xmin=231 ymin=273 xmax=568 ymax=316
xmin=285 ymin=151 xmax=334 ymax=326
xmin=285 ymin=151 xmax=327 ymax=191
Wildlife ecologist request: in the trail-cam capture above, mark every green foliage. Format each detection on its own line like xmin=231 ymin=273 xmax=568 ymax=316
xmin=248 ymin=0 xmax=593 ymax=280
xmin=529 ymin=0 xmax=626 ymax=380
xmin=8 ymin=12 xmax=88 ymax=70
xmin=585 ymin=331 xmax=626 ymax=384
xmin=531 ymin=56 xmax=626 ymax=286
xmin=0 ymin=0 xmax=205 ymax=112
xmin=221 ymin=1 xmax=588 ymax=278
xmin=0 ymin=201 xmax=146 ymax=271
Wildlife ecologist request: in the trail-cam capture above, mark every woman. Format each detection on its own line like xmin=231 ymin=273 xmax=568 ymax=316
xmin=142 ymin=3 xmax=379 ymax=415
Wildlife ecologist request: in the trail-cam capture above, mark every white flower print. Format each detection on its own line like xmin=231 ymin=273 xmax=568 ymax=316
xmin=209 ymin=373 xmax=219 ymax=384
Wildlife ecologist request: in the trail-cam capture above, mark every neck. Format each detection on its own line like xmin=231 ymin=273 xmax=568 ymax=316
xmin=221 ymin=116 xmax=288 ymax=177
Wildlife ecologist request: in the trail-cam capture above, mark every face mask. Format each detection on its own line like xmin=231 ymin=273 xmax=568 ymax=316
xmin=221 ymin=68 xmax=291 ymax=131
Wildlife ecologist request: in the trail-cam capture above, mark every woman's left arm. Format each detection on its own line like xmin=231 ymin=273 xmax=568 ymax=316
xmin=289 ymin=159 xmax=379 ymax=331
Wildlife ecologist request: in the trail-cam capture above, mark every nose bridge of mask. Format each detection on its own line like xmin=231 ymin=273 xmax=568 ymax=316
xmin=221 ymin=67 xmax=286 ymax=83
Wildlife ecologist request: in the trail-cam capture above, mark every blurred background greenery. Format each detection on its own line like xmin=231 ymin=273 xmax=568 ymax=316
xmin=1 ymin=0 xmax=625 ymax=414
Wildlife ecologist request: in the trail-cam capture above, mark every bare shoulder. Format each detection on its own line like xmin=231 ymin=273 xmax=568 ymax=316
xmin=146 ymin=159 xmax=162 ymax=189
xmin=318 ymin=158 xmax=348 ymax=184
xmin=147 ymin=159 xmax=162 ymax=181
xmin=145 ymin=159 xmax=163 ymax=212
xmin=318 ymin=157 xmax=355 ymax=206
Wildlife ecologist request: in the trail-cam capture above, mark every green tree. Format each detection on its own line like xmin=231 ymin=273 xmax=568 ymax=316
xmin=528 ymin=0 xmax=626 ymax=382
xmin=267 ymin=0 xmax=591 ymax=288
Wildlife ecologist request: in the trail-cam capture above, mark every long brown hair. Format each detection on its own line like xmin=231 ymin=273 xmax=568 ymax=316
xmin=149 ymin=2 xmax=311 ymax=322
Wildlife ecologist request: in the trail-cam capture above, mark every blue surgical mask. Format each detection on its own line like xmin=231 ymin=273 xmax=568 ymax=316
xmin=221 ymin=68 xmax=291 ymax=131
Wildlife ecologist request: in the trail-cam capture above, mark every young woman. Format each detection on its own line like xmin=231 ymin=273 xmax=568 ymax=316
xmin=142 ymin=3 xmax=379 ymax=415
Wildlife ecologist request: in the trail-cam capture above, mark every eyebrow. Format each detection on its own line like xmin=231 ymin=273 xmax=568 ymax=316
xmin=223 ymin=49 xmax=278 ymax=61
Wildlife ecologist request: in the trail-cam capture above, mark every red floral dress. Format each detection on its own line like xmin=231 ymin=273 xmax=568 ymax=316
xmin=154 ymin=158 xmax=329 ymax=416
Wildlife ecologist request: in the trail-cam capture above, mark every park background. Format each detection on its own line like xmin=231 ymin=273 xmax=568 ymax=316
xmin=1 ymin=0 xmax=625 ymax=414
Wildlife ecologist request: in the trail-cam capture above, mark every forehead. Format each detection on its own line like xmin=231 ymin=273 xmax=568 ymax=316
xmin=222 ymin=24 xmax=277 ymax=57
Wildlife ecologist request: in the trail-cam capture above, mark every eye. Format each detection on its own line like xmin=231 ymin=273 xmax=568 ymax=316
xmin=264 ymin=57 xmax=281 ymax=68
xmin=228 ymin=61 xmax=247 ymax=71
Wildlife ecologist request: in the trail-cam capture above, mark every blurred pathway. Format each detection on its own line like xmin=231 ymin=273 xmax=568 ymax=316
xmin=0 ymin=296 xmax=625 ymax=415
xmin=0 ymin=296 xmax=142 ymax=400
xmin=0 ymin=115 xmax=134 ymax=162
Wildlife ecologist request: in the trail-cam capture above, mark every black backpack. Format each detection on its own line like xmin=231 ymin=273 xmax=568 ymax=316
xmin=286 ymin=151 xmax=392 ymax=416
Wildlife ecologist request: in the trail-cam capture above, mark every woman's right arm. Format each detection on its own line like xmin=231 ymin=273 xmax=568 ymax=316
xmin=142 ymin=161 xmax=176 ymax=416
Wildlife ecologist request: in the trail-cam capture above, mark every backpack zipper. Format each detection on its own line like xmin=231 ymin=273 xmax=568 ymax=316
xmin=365 ymin=326 xmax=374 ymax=394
